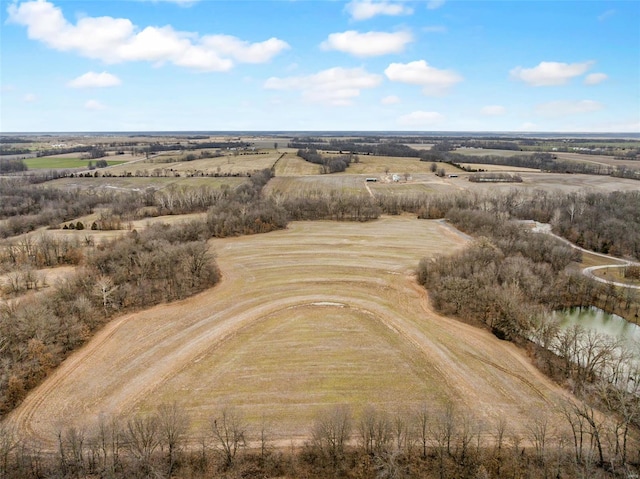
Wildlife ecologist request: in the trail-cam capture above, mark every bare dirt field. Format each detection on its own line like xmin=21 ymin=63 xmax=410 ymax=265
xmin=6 ymin=217 xmax=575 ymax=446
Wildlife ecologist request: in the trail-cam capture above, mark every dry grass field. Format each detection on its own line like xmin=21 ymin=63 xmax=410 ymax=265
xmin=454 ymin=148 xmax=534 ymax=157
xmin=104 ymin=152 xmax=279 ymax=177
xmin=267 ymin=170 xmax=640 ymax=198
xmin=7 ymin=217 xmax=575 ymax=446
xmin=47 ymin=175 xmax=247 ymax=192
xmin=554 ymin=152 xmax=640 ymax=170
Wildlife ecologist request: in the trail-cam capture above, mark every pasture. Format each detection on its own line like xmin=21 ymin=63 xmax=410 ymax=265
xmin=47 ymin=175 xmax=248 ymax=192
xmin=453 ymin=148 xmax=534 ymax=157
xmin=23 ymin=157 xmax=127 ymax=169
xmin=7 ymin=217 xmax=573 ymax=444
xmin=267 ymin=170 xmax=640 ymax=198
xmin=105 ymin=151 xmax=279 ymax=177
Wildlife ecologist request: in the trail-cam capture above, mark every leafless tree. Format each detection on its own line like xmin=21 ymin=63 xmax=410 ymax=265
xmin=311 ymin=404 xmax=352 ymax=470
xmin=358 ymin=405 xmax=385 ymax=455
xmin=0 ymin=423 xmax=19 ymax=477
xmin=124 ymin=413 xmax=161 ymax=476
xmin=414 ymin=402 xmax=430 ymax=460
xmin=156 ymin=402 xmax=189 ymax=476
xmin=210 ymin=406 xmax=247 ymax=469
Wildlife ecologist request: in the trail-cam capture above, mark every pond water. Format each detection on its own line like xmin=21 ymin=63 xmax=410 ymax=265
xmin=553 ymin=306 xmax=640 ymax=344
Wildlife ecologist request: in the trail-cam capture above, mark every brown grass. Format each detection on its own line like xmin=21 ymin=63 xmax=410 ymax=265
xmin=7 ymin=217 xmax=574 ymax=446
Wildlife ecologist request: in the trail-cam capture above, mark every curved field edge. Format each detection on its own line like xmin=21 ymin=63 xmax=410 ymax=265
xmin=5 ymin=217 xmax=574 ymax=446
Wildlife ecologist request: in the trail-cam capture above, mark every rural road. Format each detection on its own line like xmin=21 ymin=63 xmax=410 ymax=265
xmin=530 ymin=221 xmax=640 ymax=290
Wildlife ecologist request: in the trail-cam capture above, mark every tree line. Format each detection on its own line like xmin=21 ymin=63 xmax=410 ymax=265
xmin=416 ymin=209 xmax=640 ymax=467
xmin=0 ymin=159 xmax=27 ymax=174
xmin=0 ymin=222 xmax=220 ymax=416
xmin=296 ymin=148 xmax=354 ymax=173
xmin=1 ymin=398 xmax=637 ymax=479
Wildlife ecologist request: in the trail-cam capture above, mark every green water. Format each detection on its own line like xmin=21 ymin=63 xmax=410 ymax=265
xmin=553 ymin=306 xmax=640 ymax=343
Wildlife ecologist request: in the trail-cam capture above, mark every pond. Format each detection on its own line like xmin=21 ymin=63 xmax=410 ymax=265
xmin=553 ymin=306 xmax=640 ymax=344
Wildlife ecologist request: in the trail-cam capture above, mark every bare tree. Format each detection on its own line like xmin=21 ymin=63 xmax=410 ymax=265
xmin=210 ymin=406 xmax=247 ymax=469
xmin=0 ymin=423 xmax=19 ymax=477
xmin=124 ymin=414 xmax=160 ymax=476
xmin=94 ymin=275 xmax=117 ymax=316
xmin=414 ymin=403 xmax=430 ymax=460
xmin=527 ymin=414 xmax=550 ymax=466
xmin=156 ymin=402 xmax=189 ymax=476
xmin=571 ymin=401 xmax=604 ymax=465
xmin=311 ymin=405 xmax=352 ymax=470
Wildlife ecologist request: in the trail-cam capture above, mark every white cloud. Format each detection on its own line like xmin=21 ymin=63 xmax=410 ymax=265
xmin=68 ymin=71 xmax=122 ymax=88
xmin=398 ymin=110 xmax=444 ymax=127
xmin=427 ymin=0 xmax=446 ymax=10
xmin=321 ymin=30 xmax=413 ymax=57
xmin=481 ymin=105 xmax=506 ymax=116
xmin=264 ymin=67 xmax=382 ymax=106
xmin=85 ymin=99 xmax=107 ymax=110
xmin=510 ymin=61 xmax=594 ymax=86
xmin=381 ymin=95 xmax=401 ymax=105
xmin=7 ymin=0 xmax=289 ymax=71
xmin=535 ymin=100 xmax=604 ymax=117
xmin=201 ymin=35 xmax=290 ymax=63
xmin=23 ymin=93 xmax=37 ymax=102
xmin=385 ymin=60 xmax=462 ymax=96
xmin=346 ymin=1 xmax=413 ymax=21
xmin=584 ymin=73 xmax=608 ymax=85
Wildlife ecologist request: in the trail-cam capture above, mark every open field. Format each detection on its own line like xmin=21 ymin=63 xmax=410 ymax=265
xmin=459 ymin=163 xmax=539 ymax=173
xmin=591 ymin=266 xmax=640 ymax=286
xmin=7 ymin=217 xmax=575 ymax=446
xmin=2 ymin=212 xmax=209 ymax=248
xmin=273 ymin=152 xmax=321 ymax=176
xmin=23 ymin=157 xmax=128 ymax=169
xmin=267 ymin=171 xmax=640 ymax=198
xmin=554 ymin=152 xmax=640 ymax=170
xmin=454 ymin=148 xmax=534 ymax=157
xmin=46 ymin=175 xmax=247 ymax=192
xmin=104 ymin=152 xmax=279 ymax=177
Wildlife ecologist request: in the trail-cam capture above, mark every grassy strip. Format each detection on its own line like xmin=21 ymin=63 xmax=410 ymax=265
xmin=24 ymin=158 xmax=127 ymax=169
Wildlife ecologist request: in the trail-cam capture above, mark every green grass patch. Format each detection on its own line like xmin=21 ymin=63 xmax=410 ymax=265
xmin=24 ymin=157 xmax=127 ymax=169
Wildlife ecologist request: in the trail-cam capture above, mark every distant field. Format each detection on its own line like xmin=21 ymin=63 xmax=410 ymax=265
xmin=274 ymin=153 xmax=321 ymax=176
xmin=267 ymin=174 xmax=371 ymax=196
xmin=106 ymin=151 xmax=278 ymax=177
xmin=47 ymin=175 xmax=247 ymax=191
xmin=267 ymin=170 xmax=640 ymax=198
xmin=454 ymin=148 xmax=534 ymax=157
xmin=459 ymin=163 xmax=539 ymax=173
xmin=24 ymin=157 xmax=127 ymax=169
xmin=554 ymin=152 xmax=640 ymax=170
xmin=344 ymin=154 xmax=441 ymax=175
xmin=8 ymin=217 xmax=574 ymax=444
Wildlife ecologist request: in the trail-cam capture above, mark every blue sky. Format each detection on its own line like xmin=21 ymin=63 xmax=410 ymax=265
xmin=1 ymin=0 xmax=639 ymax=132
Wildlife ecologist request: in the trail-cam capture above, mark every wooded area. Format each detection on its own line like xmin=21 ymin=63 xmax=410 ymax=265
xmin=1 ymin=399 xmax=634 ymax=479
